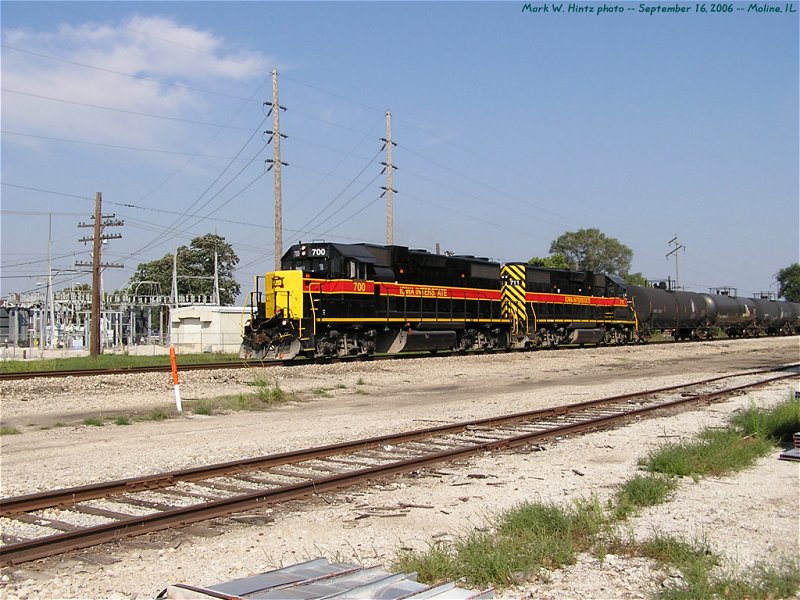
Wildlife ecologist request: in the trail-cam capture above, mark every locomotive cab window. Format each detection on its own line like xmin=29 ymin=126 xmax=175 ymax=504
xmin=288 ymin=258 xmax=329 ymax=276
xmin=347 ymin=260 xmax=368 ymax=280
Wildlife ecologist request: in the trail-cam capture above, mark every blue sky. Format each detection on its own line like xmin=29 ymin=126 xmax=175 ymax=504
xmin=2 ymin=1 xmax=798 ymax=302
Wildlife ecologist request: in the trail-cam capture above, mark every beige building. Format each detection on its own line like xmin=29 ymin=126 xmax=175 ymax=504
xmin=169 ymin=306 xmax=248 ymax=354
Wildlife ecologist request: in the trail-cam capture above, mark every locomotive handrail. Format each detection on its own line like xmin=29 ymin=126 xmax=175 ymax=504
xmin=306 ymin=281 xmax=320 ymax=337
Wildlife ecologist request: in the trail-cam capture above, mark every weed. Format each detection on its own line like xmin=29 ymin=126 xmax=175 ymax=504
xmin=250 ymin=374 xmax=286 ymax=405
xmin=312 ymin=388 xmax=333 ymax=397
xmin=729 ymin=396 xmax=799 ymax=446
xmin=356 ymin=377 xmax=365 ymax=386
xmin=145 ymin=408 xmax=169 ymax=421
xmin=639 ymin=428 xmax=773 ymax=478
xmin=192 ymin=402 xmax=213 ymax=416
xmin=82 ymin=417 xmax=104 ymax=427
xmin=0 ymin=426 xmax=20 ymax=435
xmin=394 ymin=542 xmax=458 ymax=585
xmin=112 ymin=415 xmax=132 ymax=426
xmin=614 ymin=474 xmax=678 ymax=519
xmin=635 ymin=535 xmax=800 ymax=600
xmin=392 ymin=399 xmax=800 ymax=596
xmin=393 ymin=498 xmax=608 ymax=589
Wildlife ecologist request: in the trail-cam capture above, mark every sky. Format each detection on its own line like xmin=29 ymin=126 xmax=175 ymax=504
xmin=2 ymin=0 xmax=798 ymax=303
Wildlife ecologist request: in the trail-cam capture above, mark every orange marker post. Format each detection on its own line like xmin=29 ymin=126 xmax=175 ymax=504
xmin=169 ymin=345 xmax=182 ymax=413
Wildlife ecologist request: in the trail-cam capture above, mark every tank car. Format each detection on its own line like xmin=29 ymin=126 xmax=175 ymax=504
xmin=625 ymin=285 xmax=716 ymax=340
xmin=785 ymin=302 xmax=800 ymax=334
xmin=752 ymin=296 xmax=800 ymax=335
xmin=708 ymin=290 xmax=758 ymax=337
xmin=752 ymin=297 xmax=783 ymax=335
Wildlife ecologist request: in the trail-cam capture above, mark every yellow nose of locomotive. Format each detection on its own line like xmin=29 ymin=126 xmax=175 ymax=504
xmin=265 ymin=269 xmax=305 ymax=319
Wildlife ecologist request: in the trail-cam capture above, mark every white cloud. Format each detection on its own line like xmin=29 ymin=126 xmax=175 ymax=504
xmin=2 ymin=15 xmax=272 ymax=153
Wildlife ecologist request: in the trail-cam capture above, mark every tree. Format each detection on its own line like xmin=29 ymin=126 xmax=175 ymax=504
xmin=128 ymin=234 xmax=241 ymax=305
xmin=528 ymin=255 xmax=570 ymax=269
xmin=624 ymin=272 xmax=649 ymax=287
xmin=776 ymin=263 xmax=800 ymax=302
xmin=549 ymin=228 xmax=633 ymax=276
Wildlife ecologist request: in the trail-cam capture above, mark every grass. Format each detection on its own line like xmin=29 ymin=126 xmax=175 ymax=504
xmin=728 ymin=396 xmax=799 ymax=446
xmin=0 ymin=352 xmax=244 ymax=374
xmin=629 ymin=534 xmax=800 ymax=600
xmin=250 ymin=374 xmax=287 ymax=405
xmin=638 ymin=428 xmax=774 ymax=478
xmin=395 ymin=498 xmax=609 ymax=588
xmin=613 ymin=473 xmax=678 ymax=519
xmin=0 ymin=426 xmax=21 ymax=435
xmin=191 ymin=401 xmax=213 ymax=416
xmin=50 ymin=375 xmax=293 ymax=428
xmin=394 ymin=396 xmax=800 ymax=596
xmin=144 ymin=408 xmax=170 ymax=421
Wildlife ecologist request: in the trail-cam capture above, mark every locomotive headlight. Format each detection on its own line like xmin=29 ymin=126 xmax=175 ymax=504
xmin=300 ymin=245 xmax=307 ymax=256
xmin=282 ymin=319 xmax=288 ymax=326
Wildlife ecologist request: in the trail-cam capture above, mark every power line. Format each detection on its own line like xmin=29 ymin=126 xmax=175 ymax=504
xmin=0 ymin=130 xmax=237 ymax=159
xmin=296 ymin=148 xmax=382 ymax=234
xmin=1 ymin=43 xmax=260 ymax=103
xmin=1 ymin=88 xmax=253 ymax=131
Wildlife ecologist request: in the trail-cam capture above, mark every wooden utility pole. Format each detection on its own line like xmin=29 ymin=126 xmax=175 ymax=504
xmin=77 ymin=192 xmax=123 ymax=356
xmin=90 ymin=194 xmax=102 ymax=355
xmin=385 ymin=111 xmax=394 ymax=245
xmin=272 ymin=69 xmax=283 ymax=270
xmin=381 ymin=111 xmax=397 ymax=245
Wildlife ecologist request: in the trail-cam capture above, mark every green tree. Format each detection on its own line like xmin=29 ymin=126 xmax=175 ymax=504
xmin=528 ymin=254 xmax=570 ymax=269
xmin=549 ymin=228 xmax=633 ymax=276
xmin=624 ymin=272 xmax=649 ymax=287
xmin=776 ymin=263 xmax=800 ymax=301
xmin=128 ymin=234 xmax=240 ymax=305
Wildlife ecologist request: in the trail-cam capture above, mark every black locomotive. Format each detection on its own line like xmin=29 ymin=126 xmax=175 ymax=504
xmin=243 ymin=241 xmax=693 ymax=360
xmin=240 ymin=241 xmax=799 ymax=359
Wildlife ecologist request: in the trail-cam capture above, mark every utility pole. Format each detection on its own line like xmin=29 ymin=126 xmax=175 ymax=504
xmin=171 ymin=250 xmax=178 ymax=309
xmin=213 ymin=250 xmax=220 ymax=305
xmin=380 ymin=111 xmax=398 ymax=245
xmin=666 ymin=236 xmax=686 ymax=291
xmin=265 ymin=69 xmax=288 ymax=271
xmin=47 ymin=213 xmax=55 ymax=350
xmin=76 ymin=192 xmax=124 ymax=356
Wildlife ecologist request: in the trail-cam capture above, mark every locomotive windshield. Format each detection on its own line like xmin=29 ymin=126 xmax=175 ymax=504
xmin=285 ymin=257 xmax=330 ymax=275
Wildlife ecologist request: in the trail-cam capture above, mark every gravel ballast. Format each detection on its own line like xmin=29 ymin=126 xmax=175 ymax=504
xmin=0 ymin=336 xmax=798 ymax=599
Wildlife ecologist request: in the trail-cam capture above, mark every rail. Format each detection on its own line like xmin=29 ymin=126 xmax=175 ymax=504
xmin=1 ymin=365 xmax=796 ymax=565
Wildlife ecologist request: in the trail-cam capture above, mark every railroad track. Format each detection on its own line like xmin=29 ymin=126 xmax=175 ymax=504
xmin=0 ymin=338 xmax=733 ymax=381
xmin=1 ymin=366 xmax=796 ymax=566
xmin=0 ymin=359 xmax=296 ymax=381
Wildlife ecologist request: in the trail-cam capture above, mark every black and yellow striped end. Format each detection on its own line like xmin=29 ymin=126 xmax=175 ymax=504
xmin=501 ymin=263 xmax=528 ymax=335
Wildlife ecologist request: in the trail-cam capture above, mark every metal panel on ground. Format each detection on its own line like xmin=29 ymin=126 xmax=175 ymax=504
xmin=157 ymin=557 xmax=494 ymax=599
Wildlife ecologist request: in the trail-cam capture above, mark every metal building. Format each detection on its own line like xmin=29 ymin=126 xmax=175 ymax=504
xmin=170 ymin=306 xmax=248 ymax=354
